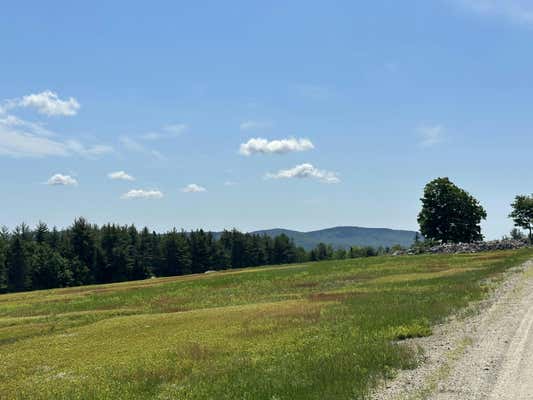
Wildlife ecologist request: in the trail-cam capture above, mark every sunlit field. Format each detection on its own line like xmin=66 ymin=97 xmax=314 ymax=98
xmin=1 ymin=249 xmax=532 ymax=400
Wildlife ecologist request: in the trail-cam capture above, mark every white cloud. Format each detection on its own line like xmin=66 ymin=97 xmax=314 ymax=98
xmin=239 ymin=120 xmax=271 ymax=131
xmin=121 ymin=189 xmax=163 ymax=199
xmin=182 ymin=183 xmax=207 ymax=193
xmin=0 ymin=115 xmax=111 ymax=158
xmin=141 ymin=124 xmax=188 ymax=140
xmin=224 ymin=181 xmax=237 ymax=186
xmin=455 ymin=0 xmax=533 ymax=25
xmin=46 ymin=174 xmax=78 ymax=186
xmin=108 ymin=171 xmax=135 ymax=181
xmin=418 ymin=124 xmax=445 ymax=147
xmin=16 ymin=91 xmax=80 ymax=116
xmin=239 ymin=137 xmax=314 ymax=156
xmin=266 ymin=163 xmax=340 ymax=184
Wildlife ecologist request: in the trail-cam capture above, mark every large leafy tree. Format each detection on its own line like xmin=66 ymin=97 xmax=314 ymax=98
xmin=418 ymin=177 xmax=487 ymax=243
xmin=509 ymin=194 xmax=533 ymax=243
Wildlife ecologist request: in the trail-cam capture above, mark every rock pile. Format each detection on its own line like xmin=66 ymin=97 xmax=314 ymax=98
xmin=393 ymin=239 xmax=529 ymax=256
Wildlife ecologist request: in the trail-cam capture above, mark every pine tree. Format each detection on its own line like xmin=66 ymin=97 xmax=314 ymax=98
xmin=190 ymin=230 xmax=210 ymax=273
xmin=69 ymin=218 xmax=96 ymax=283
xmin=161 ymin=230 xmax=191 ymax=276
xmin=137 ymin=227 xmax=154 ymax=278
xmin=35 ymin=221 xmax=49 ymax=244
xmin=0 ymin=218 xmax=320 ymax=293
xmin=0 ymin=227 xmax=8 ymax=293
xmin=7 ymin=226 xmax=31 ymax=292
xmin=31 ymin=245 xmax=71 ymax=289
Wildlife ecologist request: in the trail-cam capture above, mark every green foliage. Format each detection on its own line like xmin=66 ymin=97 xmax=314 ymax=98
xmin=1 ymin=219 xmax=384 ymax=294
xmin=510 ymin=228 xmax=526 ymax=241
xmin=1 ymin=249 xmax=531 ymax=399
xmin=509 ymin=194 xmax=533 ymax=242
xmin=390 ymin=319 xmax=432 ymax=340
xmin=7 ymin=225 xmax=32 ymax=292
xmin=310 ymin=242 xmax=334 ymax=261
xmin=0 ymin=227 xmax=7 ymax=293
xmin=348 ymin=245 xmax=377 ymax=258
xmin=418 ymin=177 xmax=487 ymax=243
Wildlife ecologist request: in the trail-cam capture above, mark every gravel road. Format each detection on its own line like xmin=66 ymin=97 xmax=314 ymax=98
xmin=372 ymin=260 xmax=533 ymax=400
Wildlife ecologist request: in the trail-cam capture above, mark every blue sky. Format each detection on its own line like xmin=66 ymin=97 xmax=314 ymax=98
xmin=1 ymin=0 xmax=533 ymax=238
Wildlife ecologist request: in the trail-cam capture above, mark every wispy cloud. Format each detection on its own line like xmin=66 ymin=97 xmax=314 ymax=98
xmin=108 ymin=171 xmax=135 ymax=181
xmin=454 ymin=0 xmax=533 ymax=25
xmin=0 ymin=115 xmax=112 ymax=158
xmin=182 ymin=183 xmax=207 ymax=193
xmin=224 ymin=181 xmax=237 ymax=186
xmin=64 ymin=140 xmax=113 ymax=158
xmin=119 ymin=135 xmax=166 ymax=160
xmin=266 ymin=163 xmax=340 ymax=184
xmin=239 ymin=137 xmax=314 ymax=156
xmin=3 ymin=91 xmax=80 ymax=116
xmin=121 ymin=189 xmax=163 ymax=199
xmin=141 ymin=124 xmax=188 ymax=140
xmin=418 ymin=124 xmax=445 ymax=147
xmin=119 ymin=136 xmax=145 ymax=152
xmin=46 ymin=174 xmax=78 ymax=186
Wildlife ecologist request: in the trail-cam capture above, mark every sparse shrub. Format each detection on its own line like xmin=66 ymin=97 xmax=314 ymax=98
xmin=390 ymin=320 xmax=432 ymax=340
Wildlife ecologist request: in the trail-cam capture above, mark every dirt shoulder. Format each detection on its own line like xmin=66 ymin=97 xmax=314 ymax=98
xmin=372 ymin=259 xmax=533 ymax=400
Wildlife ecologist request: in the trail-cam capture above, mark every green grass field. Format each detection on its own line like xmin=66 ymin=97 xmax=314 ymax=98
xmin=1 ymin=249 xmax=532 ymax=400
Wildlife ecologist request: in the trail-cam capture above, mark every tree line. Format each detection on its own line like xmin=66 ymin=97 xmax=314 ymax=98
xmin=0 ymin=218 xmax=386 ymax=294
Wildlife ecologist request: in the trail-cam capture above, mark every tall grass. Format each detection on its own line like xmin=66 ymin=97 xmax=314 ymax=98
xmin=0 ymin=249 xmax=531 ymax=399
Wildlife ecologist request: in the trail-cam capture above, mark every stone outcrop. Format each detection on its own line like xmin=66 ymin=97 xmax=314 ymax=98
xmin=393 ymin=239 xmax=529 ymax=256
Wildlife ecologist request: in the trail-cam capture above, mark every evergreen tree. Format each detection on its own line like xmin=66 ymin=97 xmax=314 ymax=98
xmin=7 ymin=226 xmax=31 ymax=292
xmin=162 ymin=230 xmax=191 ymax=276
xmin=0 ymin=227 xmax=8 ymax=293
xmin=48 ymin=227 xmax=61 ymax=250
xmin=31 ymin=245 xmax=71 ymax=289
xmin=69 ymin=218 xmax=96 ymax=283
xmin=0 ymin=217 xmax=343 ymax=293
xmin=150 ymin=231 xmax=163 ymax=276
xmin=189 ymin=230 xmax=210 ymax=273
xmin=311 ymin=243 xmax=333 ymax=261
xmin=34 ymin=221 xmax=49 ymax=244
xmin=137 ymin=227 xmax=154 ymax=278
xmin=273 ymin=234 xmax=296 ymax=264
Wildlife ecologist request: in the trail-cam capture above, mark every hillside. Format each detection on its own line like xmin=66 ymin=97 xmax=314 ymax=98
xmin=1 ymin=249 xmax=531 ymax=399
xmin=252 ymin=226 xmax=418 ymax=249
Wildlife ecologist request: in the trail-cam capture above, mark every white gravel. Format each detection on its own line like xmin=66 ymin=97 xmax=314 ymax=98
xmin=371 ymin=259 xmax=533 ymax=400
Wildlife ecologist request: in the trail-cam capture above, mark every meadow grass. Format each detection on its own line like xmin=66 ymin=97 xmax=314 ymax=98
xmin=1 ymin=249 xmax=532 ymax=399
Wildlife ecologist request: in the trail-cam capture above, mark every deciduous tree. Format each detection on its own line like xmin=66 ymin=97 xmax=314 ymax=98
xmin=418 ymin=177 xmax=486 ymax=243
xmin=509 ymin=194 xmax=533 ymax=243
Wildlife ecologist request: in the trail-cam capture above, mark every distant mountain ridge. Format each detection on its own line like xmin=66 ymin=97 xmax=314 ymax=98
xmin=251 ymin=226 xmax=418 ymax=250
